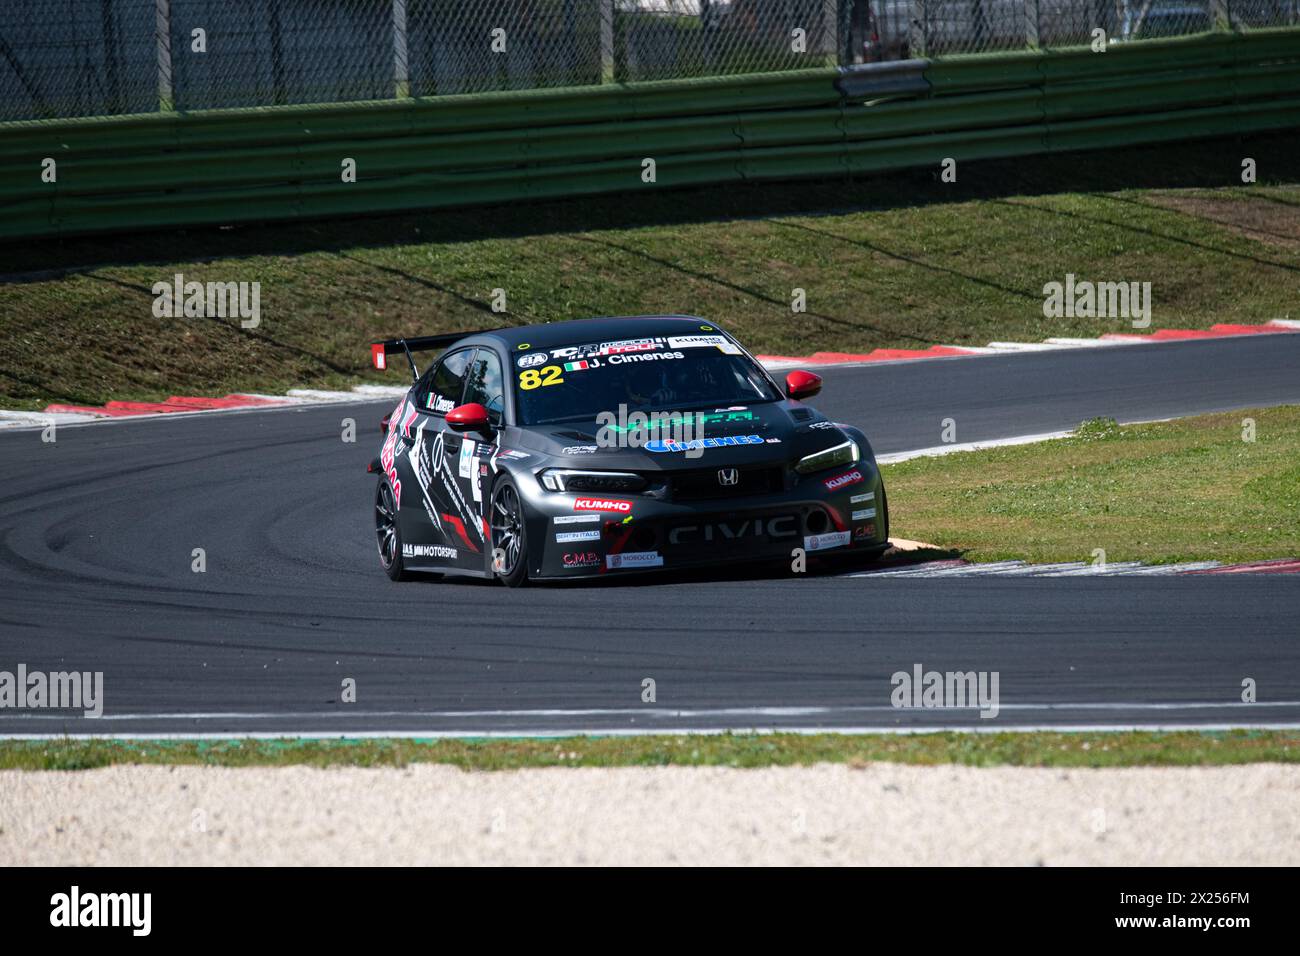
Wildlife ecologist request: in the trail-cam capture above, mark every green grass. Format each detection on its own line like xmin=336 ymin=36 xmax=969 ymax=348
xmin=882 ymin=406 xmax=1300 ymax=564
xmin=1 ymin=730 xmax=1296 ymax=771
xmin=2 ymin=130 xmax=1299 ymax=410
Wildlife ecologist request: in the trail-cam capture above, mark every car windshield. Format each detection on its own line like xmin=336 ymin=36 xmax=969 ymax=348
xmin=512 ymin=333 xmax=782 ymax=425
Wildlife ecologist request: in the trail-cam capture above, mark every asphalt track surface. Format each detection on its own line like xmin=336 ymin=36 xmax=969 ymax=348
xmin=1 ymin=334 xmax=1298 ymax=737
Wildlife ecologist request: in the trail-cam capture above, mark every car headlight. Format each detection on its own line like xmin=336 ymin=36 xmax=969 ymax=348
xmin=795 ymin=440 xmax=859 ymax=475
xmin=539 ymin=469 xmax=648 ymax=493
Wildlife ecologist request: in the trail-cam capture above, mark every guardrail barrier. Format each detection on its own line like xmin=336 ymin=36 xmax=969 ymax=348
xmin=2 ymin=29 xmax=1297 ymax=240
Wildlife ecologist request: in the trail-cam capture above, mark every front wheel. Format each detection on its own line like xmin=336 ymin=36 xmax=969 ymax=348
xmin=375 ymin=478 xmax=411 ymax=581
xmin=878 ymin=482 xmax=889 ymax=542
xmin=489 ymin=478 xmax=530 ymax=588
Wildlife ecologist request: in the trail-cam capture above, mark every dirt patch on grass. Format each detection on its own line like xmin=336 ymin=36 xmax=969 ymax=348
xmin=1146 ymin=191 xmax=1300 ymax=251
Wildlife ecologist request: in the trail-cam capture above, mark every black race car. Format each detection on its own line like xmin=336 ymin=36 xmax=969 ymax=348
xmin=367 ymin=315 xmax=888 ymax=586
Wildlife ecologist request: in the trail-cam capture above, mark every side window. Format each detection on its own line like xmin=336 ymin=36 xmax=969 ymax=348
xmin=462 ymin=350 xmax=505 ymax=425
xmin=417 ymin=348 xmax=474 ymax=415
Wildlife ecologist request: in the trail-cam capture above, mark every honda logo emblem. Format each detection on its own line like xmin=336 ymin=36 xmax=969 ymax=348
xmin=717 ymin=468 xmax=739 ymax=486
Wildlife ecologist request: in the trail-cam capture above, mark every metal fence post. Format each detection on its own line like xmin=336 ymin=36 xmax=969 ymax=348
xmin=393 ymin=0 xmax=410 ymax=98
xmin=1025 ymin=0 xmax=1040 ymax=50
xmin=156 ymin=0 xmax=173 ymax=111
xmin=268 ymin=0 xmax=285 ymax=105
xmin=822 ymin=0 xmax=839 ymax=65
xmin=600 ymin=0 xmax=615 ymax=83
xmin=909 ymin=0 xmax=927 ymax=58
xmin=1210 ymin=0 xmax=1230 ymax=31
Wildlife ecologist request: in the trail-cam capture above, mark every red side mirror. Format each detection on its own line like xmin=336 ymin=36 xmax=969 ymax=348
xmin=785 ymin=369 xmax=822 ymax=400
xmin=446 ymin=402 xmax=492 ymax=432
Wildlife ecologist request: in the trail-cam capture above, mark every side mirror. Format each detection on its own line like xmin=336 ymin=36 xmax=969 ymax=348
xmin=785 ymin=369 xmax=822 ymax=401
xmin=446 ymin=402 xmax=492 ymax=433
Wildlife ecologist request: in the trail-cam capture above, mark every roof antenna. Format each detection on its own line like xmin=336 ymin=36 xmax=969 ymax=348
xmin=397 ymin=338 xmax=419 ymax=382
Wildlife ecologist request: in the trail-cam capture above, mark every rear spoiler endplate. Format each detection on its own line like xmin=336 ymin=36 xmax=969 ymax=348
xmin=369 ymin=331 xmax=491 ymax=378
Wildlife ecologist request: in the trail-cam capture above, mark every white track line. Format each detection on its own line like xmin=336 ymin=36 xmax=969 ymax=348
xmin=984 ymin=341 xmax=1074 ymax=351
xmin=1037 ymin=562 xmax=1147 ymax=576
xmin=0 ymin=410 xmax=102 ymax=427
xmin=234 ymin=392 xmax=310 ymax=403
xmin=1042 ymin=337 xmax=1139 ymax=347
xmin=285 ymin=388 xmax=378 ymax=401
xmin=350 ymin=384 xmax=410 ymax=396
xmin=885 ymin=560 xmax=1028 ymax=577
xmin=979 ymin=562 xmax=1087 ymax=575
xmin=1119 ymin=561 xmax=1222 ymax=575
xmin=3 ymin=721 xmax=1299 ymax=740
xmin=876 ymin=430 xmax=1074 ymax=464
xmin=5 ymin=701 xmax=1297 ymax=724
xmin=849 ymin=562 xmax=967 ymax=577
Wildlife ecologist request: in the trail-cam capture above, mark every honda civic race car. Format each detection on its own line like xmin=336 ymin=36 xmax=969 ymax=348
xmin=367 ymin=315 xmax=888 ymax=586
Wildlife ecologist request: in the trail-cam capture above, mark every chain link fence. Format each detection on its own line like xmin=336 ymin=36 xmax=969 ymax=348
xmin=2 ymin=0 xmax=1297 ymax=121
xmin=616 ymin=2 xmax=838 ymax=81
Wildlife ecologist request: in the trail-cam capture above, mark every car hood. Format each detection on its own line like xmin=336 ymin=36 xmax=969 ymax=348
xmin=510 ymin=401 xmax=852 ymax=473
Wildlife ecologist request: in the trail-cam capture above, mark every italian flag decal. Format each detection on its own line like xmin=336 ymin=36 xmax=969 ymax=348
xmin=564 ymin=360 xmax=589 ymax=372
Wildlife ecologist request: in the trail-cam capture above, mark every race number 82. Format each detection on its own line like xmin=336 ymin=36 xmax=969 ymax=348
xmin=518 ymin=366 xmax=564 ymax=390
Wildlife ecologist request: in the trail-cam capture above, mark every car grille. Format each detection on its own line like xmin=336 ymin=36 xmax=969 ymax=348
xmin=670 ymin=465 xmax=784 ymax=501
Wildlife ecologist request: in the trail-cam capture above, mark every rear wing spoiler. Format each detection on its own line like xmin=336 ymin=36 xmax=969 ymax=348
xmin=370 ymin=331 xmax=490 ymax=378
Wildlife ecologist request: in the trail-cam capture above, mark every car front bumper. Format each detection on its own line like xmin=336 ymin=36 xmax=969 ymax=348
xmin=521 ymin=461 xmax=888 ymax=579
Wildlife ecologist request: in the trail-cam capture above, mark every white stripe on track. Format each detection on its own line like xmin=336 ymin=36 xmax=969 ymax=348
xmin=981 ymin=562 xmax=1088 ymax=575
xmin=895 ymin=561 xmax=1028 ymax=577
xmin=7 ymin=701 xmax=1299 ymax=724
xmin=232 ymin=393 xmax=309 ymax=403
xmin=350 ymin=384 xmax=410 ymax=396
xmin=984 ymin=342 xmax=1074 ymax=351
xmin=4 ymin=722 xmax=1300 ymax=740
xmin=285 ymin=389 xmax=373 ymax=401
xmin=1042 ymin=337 xmax=1138 ymax=347
xmin=877 ymin=430 xmax=1074 ymax=464
xmin=1037 ymin=562 xmax=1147 ymax=576
xmin=849 ymin=561 xmax=967 ymax=577
xmin=0 ymin=411 xmax=102 ymax=427
xmin=1120 ymin=562 xmax=1222 ymax=575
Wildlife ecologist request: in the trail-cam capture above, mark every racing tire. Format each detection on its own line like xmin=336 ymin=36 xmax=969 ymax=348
xmin=489 ymin=477 xmax=531 ymax=588
xmin=879 ymin=482 xmax=890 ymax=543
xmin=375 ymin=478 xmax=412 ymax=582
xmin=858 ymin=482 xmax=891 ymax=563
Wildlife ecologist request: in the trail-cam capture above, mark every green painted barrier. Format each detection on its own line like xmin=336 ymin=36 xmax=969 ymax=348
xmin=1 ymin=30 xmax=1298 ymax=241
